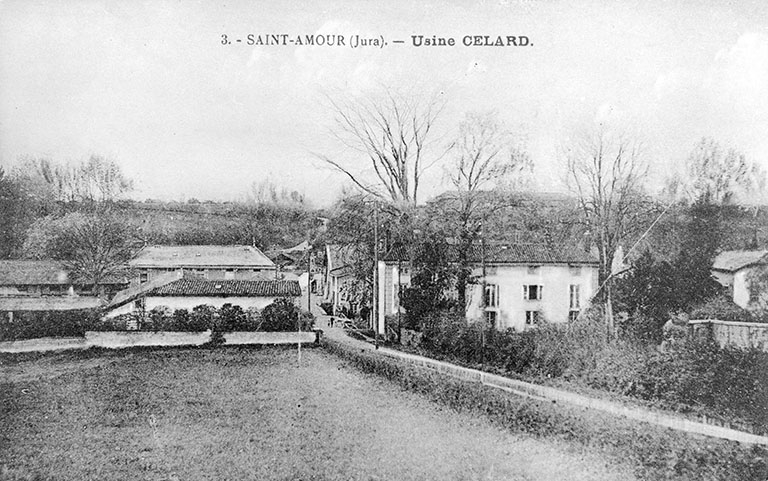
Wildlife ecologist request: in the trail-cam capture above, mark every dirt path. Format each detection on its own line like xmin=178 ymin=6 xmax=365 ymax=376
xmin=1 ymin=347 xmax=634 ymax=480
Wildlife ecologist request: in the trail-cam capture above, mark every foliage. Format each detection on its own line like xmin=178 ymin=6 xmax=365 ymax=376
xmin=400 ymin=235 xmax=460 ymax=329
xmin=217 ymin=303 xmax=248 ymax=331
xmin=0 ymin=309 xmax=102 ymax=341
xmin=260 ymin=298 xmax=313 ymax=332
xmin=672 ymin=201 xmax=724 ymax=310
xmin=614 ymin=251 xmax=679 ymax=342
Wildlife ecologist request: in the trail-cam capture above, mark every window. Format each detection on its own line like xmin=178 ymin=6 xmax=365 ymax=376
xmin=527 ymin=265 xmax=540 ymax=274
xmin=193 ymin=268 xmax=206 ymax=279
xmin=139 ymin=271 xmax=148 ymax=284
xmin=525 ymin=310 xmax=540 ymax=326
xmin=569 ymin=285 xmax=580 ymax=309
xmin=569 ymin=284 xmax=581 ymax=322
xmin=134 ymin=298 xmax=145 ymax=310
xmin=523 ymin=285 xmax=543 ymax=300
xmin=225 ymin=269 xmax=235 ymax=280
xmin=485 ymin=310 xmax=498 ymax=329
xmin=484 ymin=284 xmax=499 ymax=308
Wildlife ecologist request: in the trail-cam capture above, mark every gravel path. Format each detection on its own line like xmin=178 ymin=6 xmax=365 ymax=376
xmin=1 ymin=346 xmax=634 ymax=480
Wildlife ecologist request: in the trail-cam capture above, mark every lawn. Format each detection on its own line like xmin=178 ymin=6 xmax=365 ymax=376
xmin=0 ymin=346 xmax=635 ymax=481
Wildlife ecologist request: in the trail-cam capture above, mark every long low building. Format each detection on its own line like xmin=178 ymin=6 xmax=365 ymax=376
xmin=106 ymin=272 xmax=302 ymax=317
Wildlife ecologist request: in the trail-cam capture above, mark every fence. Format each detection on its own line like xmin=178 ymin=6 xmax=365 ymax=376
xmin=689 ymin=319 xmax=768 ymax=352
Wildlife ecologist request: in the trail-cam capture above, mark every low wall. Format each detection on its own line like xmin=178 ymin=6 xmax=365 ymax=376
xmin=224 ymin=331 xmax=320 ymax=345
xmin=0 ymin=337 xmax=88 ymax=353
xmin=689 ymin=319 xmax=768 ymax=352
xmin=85 ymin=330 xmax=211 ymax=349
xmin=354 ymin=341 xmax=768 ymax=446
xmin=1 ymin=330 xmax=324 ymax=353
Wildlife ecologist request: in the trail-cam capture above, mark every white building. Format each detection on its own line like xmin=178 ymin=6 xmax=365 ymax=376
xmin=712 ymin=250 xmax=768 ymax=309
xmin=378 ymin=243 xmax=599 ymax=332
xmin=105 ymin=272 xmax=302 ymax=317
xmin=130 ymin=245 xmax=276 ymax=284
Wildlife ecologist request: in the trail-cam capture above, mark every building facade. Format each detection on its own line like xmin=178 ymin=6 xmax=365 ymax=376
xmin=712 ymin=250 xmax=768 ymax=309
xmin=378 ymin=243 xmax=599 ymax=332
xmin=130 ymin=245 xmax=276 ymax=284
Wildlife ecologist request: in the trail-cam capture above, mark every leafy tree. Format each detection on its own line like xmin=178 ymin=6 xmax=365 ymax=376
xmin=400 ymin=233 xmax=460 ymax=330
xmin=614 ymin=251 xmax=678 ymax=342
xmin=673 ymin=200 xmax=723 ymax=310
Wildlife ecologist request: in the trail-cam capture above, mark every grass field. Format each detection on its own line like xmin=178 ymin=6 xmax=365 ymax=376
xmin=0 ymin=346 xmax=635 ymax=481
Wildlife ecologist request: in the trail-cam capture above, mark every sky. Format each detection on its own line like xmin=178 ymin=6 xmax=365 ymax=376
xmin=1 ymin=0 xmax=767 ymax=206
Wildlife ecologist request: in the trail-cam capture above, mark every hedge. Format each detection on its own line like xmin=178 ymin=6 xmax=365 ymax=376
xmin=410 ymin=309 xmax=768 ymax=436
xmin=323 ymin=335 xmax=768 ymax=481
xmin=0 ymin=309 xmax=102 ymax=341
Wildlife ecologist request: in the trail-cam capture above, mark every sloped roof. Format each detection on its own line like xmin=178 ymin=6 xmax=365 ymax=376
xmin=0 ymin=296 xmax=103 ymax=312
xmin=108 ymin=271 xmax=183 ymax=309
xmin=130 ymin=245 xmax=275 ymax=268
xmin=384 ymin=242 xmax=597 ymax=265
xmin=712 ymin=250 xmax=768 ymax=272
xmin=148 ymin=278 xmax=302 ymax=297
xmin=0 ymin=260 xmax=70 ymax=285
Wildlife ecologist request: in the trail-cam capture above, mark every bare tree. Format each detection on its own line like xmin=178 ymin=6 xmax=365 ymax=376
xmin=12 ymin=155 xmax=133 ymax=204
xmin=443 ymin=111 xmax=532 ymax=309
xmin=316 ymin=88 xmax=446 ymax=206
xmin=664 ymin=137 xmax=767 ymax=205
xmin=564 ymin=127 xmax=649 ymax=336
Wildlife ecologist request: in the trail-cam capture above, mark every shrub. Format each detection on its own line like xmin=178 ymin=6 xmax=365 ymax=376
xmin=190 ymin=304 xmax=216 ymax=331
xmin=218 ymin=303 xmax=247 ymax=332
xmin=0 ymin=309 xmax=102 ymax=341
xmin=146 ymin=305 xmax=174 ymax=331
xmin=260 ymin=298 xmax=312 ymax=332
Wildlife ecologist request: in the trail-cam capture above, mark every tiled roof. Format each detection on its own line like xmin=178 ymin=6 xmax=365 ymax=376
xmin=0 ymin=260 xmax=70 ymax=285
xmin=384 ymin=243 xmax=598 ymax=265
xmin=130 ymin=245 xmax=275 ymax=268
xmin=712 ymin=250 xmax=768 ymax=272
xmin=0 ymin=296 xmax=103 ymax=312
xmin=108 ymin=271 xmax=183 ymax=309
xmin=148 ymin=278 xmax=302 ymax=297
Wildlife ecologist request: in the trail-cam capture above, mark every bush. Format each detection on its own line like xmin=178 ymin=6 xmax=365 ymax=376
xmin=190 ymin=304 xmax=216 ymax=331
xmin=218 ymin=303 xmax=247 ymax=331
xmin=0 ymin=309 xmax=102 ymax=341
xmin=260 ymin=298 xmax=312 ymax=332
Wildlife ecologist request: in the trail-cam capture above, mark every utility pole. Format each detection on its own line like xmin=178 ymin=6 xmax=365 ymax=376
xmin=373 ymin=202 xmax=379 ymax=350
xmin=397 ymin=257 xmax=402 ymax=344
xmin=480 ymin=224 xmax=486 ymax=370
